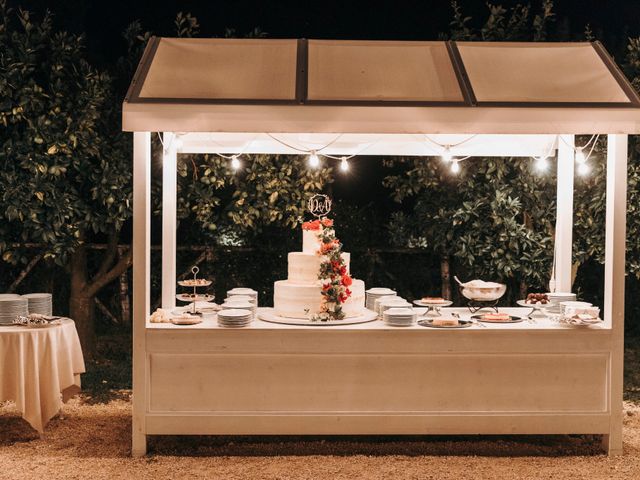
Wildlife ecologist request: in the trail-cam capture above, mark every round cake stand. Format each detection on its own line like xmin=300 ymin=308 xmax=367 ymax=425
xmin=466 ymin=299 xmax=500 ymax=313
xmin=413 ymin=299 xmax=453 ymax=316
xmin=258 ymin=308 xmax=378 ymax=326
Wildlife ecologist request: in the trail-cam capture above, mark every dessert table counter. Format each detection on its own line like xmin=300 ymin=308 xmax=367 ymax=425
xmin=142 ymin=307 xmax=614 ymax=446
xmin=0 ymin=319 xmax=85 ymax=433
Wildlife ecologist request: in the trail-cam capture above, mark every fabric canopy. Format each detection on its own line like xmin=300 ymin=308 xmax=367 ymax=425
xmin=123 ymin=38 xmax=640 ymax=134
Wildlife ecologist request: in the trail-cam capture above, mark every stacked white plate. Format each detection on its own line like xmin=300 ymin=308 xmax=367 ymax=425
xmin=373 ymin=295 xmax=401 ymax=315
xmin=365 ymin=288 xmax=396 ymax=311
xmin=227 ymin=288 xmax=258 ymax=306
xmin=0 ymin=297 xmax=29 ymax=325
xmin=383 ymin=307 xmax=417 ymax=327
xmin=225 ymin=294 xmax=256 ymax=305
xmin=546 ymin=292 xmax=577 ymax=313
xmin=378 ymin=298 xmax=411 ymax=319
xmin=217 ymin=308 xmax=253 ymax=328
xmin=221 ymin=300 xmax=256 ymax=318
xmin=22 ymin=293 xmax=53 ymax=316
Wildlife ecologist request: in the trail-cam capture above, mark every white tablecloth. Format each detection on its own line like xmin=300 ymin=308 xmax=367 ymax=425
xmin=0 ymin=319 xmax=85 ymax=433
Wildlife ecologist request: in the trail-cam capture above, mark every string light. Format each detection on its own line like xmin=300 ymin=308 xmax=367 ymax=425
xmin=230 ymin=155 xmax=241 ymax=171
xmin=535 ymin=156 xmax=549 ymax=172
xmin=441 ymin=145 xmax=452 ymax=163
xmin=575 ymin=147 xmax=586 ymax=164
xmin=340 ymin=156 xmax=349 ymax=172
xmin=451 ymin=160 xmax=460 ymax=174
xmin=308 ymin=151 xmax=320 ymax=168
xmin=578 ymin=162 xmax=590 ymax=176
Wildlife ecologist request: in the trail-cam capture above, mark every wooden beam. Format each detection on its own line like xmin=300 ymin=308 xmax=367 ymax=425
xmin=161 ymin=132 xmax=178 ymax=310
xmin=602 ymin=134 xmax=627 ymax=455
xmin=554 ymin=135 xmax=575 ymax=293
xmin=132 ymin=131 xmax=151 ymax=457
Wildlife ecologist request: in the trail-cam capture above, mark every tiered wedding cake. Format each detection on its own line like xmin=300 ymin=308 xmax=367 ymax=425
xmin=273 ymin=220 xmax=365 ymax=319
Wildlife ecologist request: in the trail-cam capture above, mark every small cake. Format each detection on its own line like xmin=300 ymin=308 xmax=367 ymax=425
xmin=526 ymin=293 xmax=549 ymax=305
xmin=482 ymin=312 xmax=511 ymax=322
xmin=181 ymin=279 xmax=210 ymax=287
xmin=432 ymin=317 xmax=459 ymax=327
xmin=422 ymin=296 xmax=447 ymax=304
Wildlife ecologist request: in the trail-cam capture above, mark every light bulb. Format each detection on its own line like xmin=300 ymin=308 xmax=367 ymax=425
xmin=340 ymin=157 xmax=349 ymax=172
xmin=535 ymin=156 xmax=548 ymax=172
xmin=575 ymin=148 xmax=586 ymax=164
xmin=441 ymin=146 xmax=452 ymax=163
xmin=578 ymin=162 xmax=590 ymax=176
xmin=230 ymin=156 xmax=241 ymax=170
xmin=451 ymin=160 xmax=460 ymax=174
xmin=308 ymin=151 xmax=320 ymax=168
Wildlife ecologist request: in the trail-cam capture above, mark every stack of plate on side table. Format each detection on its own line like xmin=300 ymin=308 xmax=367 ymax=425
xmin=217 ymin=308 xmax=253 ymax=328
xmin=23 ymin=293 xmax=53 ymax=316
xmin=0 ymin=296 xmax=29 ymax=325
xmin=365 ymin=288 xmax=396 ymax=311
xmin=383 ymin=307 xmax=417 ymax=327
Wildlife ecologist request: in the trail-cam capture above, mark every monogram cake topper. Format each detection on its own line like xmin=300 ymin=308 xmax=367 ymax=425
xmin=307 ymin=194 xmax=332 ymax=218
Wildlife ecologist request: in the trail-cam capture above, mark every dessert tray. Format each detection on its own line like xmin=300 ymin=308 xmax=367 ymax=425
xmin=176 ymin=266 xmax=214 ymax=315
xmin=258 ymin=308 xmax=378 ymax=326
xmin=417 ymin=318 xmax=472 ymax=329
xmin=471 ymin=313 xmax=523 ymax=324
xmin=413 ymin=298 xmax=453 ymax=316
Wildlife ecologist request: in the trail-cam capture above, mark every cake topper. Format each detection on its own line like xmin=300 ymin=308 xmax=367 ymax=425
xmin=307 ymin=194 xmax=332 ymax=218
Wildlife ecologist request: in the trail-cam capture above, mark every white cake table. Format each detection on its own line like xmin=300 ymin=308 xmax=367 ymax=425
xmin=0 ymin=319 xmax=86 ymax=433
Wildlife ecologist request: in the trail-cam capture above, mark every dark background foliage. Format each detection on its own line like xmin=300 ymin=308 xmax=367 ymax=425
xmin=2 ymin=0 xmax=640 ymax=369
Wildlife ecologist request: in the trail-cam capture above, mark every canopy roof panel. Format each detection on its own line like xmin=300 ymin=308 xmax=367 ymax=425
xmin=123 ymin=38 xmax=640 ymax=134
xmin=306 ymin=40 xmax=464 ymax=102
xmin=457 ymin=42 xmax=631 ymax=104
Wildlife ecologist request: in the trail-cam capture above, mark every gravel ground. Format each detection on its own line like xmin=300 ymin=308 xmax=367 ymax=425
xmin=1 ymin=394 xmax=639 ymax=480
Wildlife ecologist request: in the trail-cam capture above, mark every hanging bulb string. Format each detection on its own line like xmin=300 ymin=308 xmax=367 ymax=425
xmin=558 ymin=133 xmax=598 ymax=152
xmin=423 ymin=134 xmax=478 ymax=149
xmin=584 ymin=134 xmax=600 ymax=163
xmin=266 ymin=133 xmax=343 ymax=154
xmin=529 ymin=134 xmax=560 ymax=162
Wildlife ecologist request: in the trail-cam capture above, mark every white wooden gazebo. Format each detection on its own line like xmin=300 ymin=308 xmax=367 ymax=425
xmin=123 ymin=38 xmax=640 ymax=456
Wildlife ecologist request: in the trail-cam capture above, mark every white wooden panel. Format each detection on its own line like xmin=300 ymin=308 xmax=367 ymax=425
xmin=149 ymin=353 xmax=607 ymax=414
xmin=146 ymin=413 xmax=611 ymax=436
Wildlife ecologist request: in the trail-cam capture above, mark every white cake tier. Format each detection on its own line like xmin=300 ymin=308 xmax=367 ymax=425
xmin=274 ymin=279 xmax=366 ymax=319
xmin=302 ymin=229 xmax=322 ymax=254
xmin=288 ymin=252 xmax=351 ymax=284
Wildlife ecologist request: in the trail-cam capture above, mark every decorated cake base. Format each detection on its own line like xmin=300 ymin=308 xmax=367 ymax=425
xmin=258 ymin=307 xmax=377 ymax=326
xmin=274 ymin=279 xmax=365 ymax=318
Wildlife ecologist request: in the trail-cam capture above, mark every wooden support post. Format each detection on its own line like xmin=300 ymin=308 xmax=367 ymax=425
xmin=162 ymin=132 xmax=178 ymax=310
xmin=555 ymin=135 xmax=575 ymax=293
xmin=602 ymin=134 xmax=627 ymax=456
xmin=132 ymin=131 xmax=151 ymax=457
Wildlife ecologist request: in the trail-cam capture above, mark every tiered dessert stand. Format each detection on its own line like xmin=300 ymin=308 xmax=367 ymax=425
xmin=176 ymin=266 xmax=214 ymax=315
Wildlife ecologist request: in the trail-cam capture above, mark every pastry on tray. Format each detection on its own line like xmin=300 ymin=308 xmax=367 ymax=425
xmin=481 ymin=312 xmax=511 ymax=322
xmin=180 ymin=279 xmax=210 ymax=286
xmin=525 ymin=293 xmax=549 ymax=304
xmin=421 ymin=296 xmax=448 ymax=304
xmin=431 ymin=317 xmax=459 ymax=327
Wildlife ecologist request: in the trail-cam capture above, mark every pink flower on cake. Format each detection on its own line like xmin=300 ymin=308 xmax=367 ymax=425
xmin=302 ymin=220 xmax=321 ymax=231
xmin=321 ymin=218 xmax=333 ymax=227
xmin=341 ymin=275 xmax=352 ymax=287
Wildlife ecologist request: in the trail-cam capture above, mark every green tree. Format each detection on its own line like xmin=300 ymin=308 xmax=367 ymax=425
xmin=0 ymin=3 xmax=132 ymax=356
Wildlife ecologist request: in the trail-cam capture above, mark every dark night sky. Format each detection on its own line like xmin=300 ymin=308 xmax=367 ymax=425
xmin=10 ymin=1 xmax=640 ymax=65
